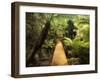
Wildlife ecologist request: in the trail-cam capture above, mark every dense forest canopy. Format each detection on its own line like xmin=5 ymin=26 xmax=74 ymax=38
xmin=26 ymin=12 xmax=90 ymax=67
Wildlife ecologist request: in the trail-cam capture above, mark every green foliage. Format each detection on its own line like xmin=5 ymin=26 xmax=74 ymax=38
xmin=63 ymin=37 xmax=73 ymax=46
xmin=42 ymin=39 xmax=55 ymax=48
xmin=68 ymin=58 xmax=80 ymax=65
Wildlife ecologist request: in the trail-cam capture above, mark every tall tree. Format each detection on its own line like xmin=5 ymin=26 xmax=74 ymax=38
xmin=65 ymin=20 xmax=77 ymax=39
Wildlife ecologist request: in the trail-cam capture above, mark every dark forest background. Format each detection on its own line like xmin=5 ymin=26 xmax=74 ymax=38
xmin=26 ymin=12 xmax=90 ymax=67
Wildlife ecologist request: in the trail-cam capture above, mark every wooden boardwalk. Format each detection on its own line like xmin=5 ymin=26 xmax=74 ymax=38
xmin=51 ymin=39 xmax=68 ymax=65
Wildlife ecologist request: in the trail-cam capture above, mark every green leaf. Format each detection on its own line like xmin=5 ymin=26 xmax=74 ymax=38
xmin=63 ymin=37 xmax=73 ymax=46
